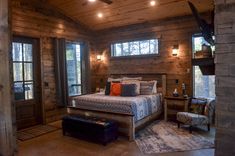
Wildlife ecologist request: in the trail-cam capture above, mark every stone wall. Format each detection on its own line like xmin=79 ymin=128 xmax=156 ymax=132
xmin=215 ymin=1 xmax=235 ymax=156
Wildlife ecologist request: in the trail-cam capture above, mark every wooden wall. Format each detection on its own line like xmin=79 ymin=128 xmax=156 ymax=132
xmin=0 ymin=0 xmax=16 ymax=155
xmin=12 ymin=0 xmax=93 ymax=123
xmin=91 ymin=14 xmax=211 ymax=96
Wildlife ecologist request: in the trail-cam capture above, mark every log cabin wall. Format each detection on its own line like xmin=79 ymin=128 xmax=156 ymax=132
xmin=12 ymin=0 xmax=94 ymax=123
xmin=91 ymin=14 xmax=211 ymax=96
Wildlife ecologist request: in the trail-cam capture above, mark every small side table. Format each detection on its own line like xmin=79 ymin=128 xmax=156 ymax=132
xmin=164 ymin=96 xmax=190 ymax=121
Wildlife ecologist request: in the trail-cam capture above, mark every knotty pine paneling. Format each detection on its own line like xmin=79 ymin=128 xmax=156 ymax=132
xmin=12 ymin=1 xmax=93 ymax=124
xmin=91 ymin=14 xmax=212 ymax=96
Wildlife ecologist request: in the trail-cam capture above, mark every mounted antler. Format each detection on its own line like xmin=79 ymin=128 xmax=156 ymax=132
xmin=188 ymin=1 xmax=214 ymax=46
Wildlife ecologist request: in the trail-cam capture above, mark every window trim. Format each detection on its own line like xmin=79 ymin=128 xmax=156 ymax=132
xmin=110 ymin=38 xmax=160 ymax=58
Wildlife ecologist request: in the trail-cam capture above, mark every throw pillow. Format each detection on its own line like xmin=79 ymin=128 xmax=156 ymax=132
xmin=140 ymin=81 xmax=155 ymax=95
xmin=189 ymin=98 xmax=207 ymax=115
xmin=121 ymin=84 xmax=137 ymax=97
xmin=122 ymin=80 xmax=140 ymax=95
xmin=105 ymin=81 xmax=111 ymax=95
xmin=110 ymin=82 xmax=122 ymax=96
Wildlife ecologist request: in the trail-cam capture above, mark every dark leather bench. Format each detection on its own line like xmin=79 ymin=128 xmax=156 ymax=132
xmin=62 ymin=115 xmax=118 ymax=145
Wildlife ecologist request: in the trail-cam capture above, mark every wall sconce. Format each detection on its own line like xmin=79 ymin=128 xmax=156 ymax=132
xmin=172 ymin=45 xmax=179 ymax=56
xmin=96 ymin=55 xmax=103 ymax=61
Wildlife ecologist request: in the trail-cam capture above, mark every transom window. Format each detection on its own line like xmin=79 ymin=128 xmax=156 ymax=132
xmin=111 ymin=39 xmax=159 ymax=57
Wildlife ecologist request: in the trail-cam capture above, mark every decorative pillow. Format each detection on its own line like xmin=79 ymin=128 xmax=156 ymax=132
xmin=189 ymin=98 xmax=207 ymax=115
xmin=122 ymin=80 xmax=140 ymax=95
xmin=110 ymin=82 xmax=122 ymax=96
xmin=151 ymin=80 xmax=157 ymax=93
xmin=140 ymin=81 xmax=155 ymax=95
xmin=121 ymin=84 xmax=137 ymax=97
xmin=105 ymin=81 xmax=111 ymax=95
xmin=105 ymin=80 xmax=121 ymax=95
xmin=122 ymin=77 xmax=142 ymax=81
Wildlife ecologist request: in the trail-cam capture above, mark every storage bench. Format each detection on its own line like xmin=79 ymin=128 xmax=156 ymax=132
xmin=62 ymin=115 xmax=118 ymax=145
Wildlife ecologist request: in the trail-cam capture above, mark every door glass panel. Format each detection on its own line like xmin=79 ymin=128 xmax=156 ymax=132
xmin=13 ymin=63 xmax=23 ymax=81
xmin=66 ymin=43 xmax=82 ymax=96
xmin=25 ymin=82 xmax=34 ymax=100
xmin=23 ymin=44 xmax=33 ymax=61
xmin=12 ymin=41 xmax=34 ymax=101
xmin=24 ymin=63 xmax=33 ymax=81
xmin=14 ymin=82 xmax=24 ymax=100
xmin=12 ymin=42 xmax=23 ymax=61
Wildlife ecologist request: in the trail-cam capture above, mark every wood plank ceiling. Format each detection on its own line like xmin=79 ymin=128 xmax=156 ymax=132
xmin=47 ymin=0 xmax=214 ymax=31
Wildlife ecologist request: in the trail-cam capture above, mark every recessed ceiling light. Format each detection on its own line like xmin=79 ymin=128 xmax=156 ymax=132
xmin=150 ymin=0 xmax=156 ymax=6
xmin=88 ymin=0 xmax=96 ymax=2
xmin=97 ymin=13 xmax=103 ymax=18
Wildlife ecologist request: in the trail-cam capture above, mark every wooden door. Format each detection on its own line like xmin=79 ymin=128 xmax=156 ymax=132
xmin=12 ymin=36 xmax=42 ymax=130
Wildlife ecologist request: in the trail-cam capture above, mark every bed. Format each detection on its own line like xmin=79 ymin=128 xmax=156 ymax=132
xmin=67 ymin=73 xmax=166 ymax=141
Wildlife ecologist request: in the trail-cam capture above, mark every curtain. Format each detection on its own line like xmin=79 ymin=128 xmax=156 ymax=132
xmin=80 ymin=42 xmax=91 ymax=94
xmin=54 ymin=38 xmax=68 ymax=107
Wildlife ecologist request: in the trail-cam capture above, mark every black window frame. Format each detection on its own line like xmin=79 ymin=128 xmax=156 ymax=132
xmin=111 ymin=38 xmax=159 ymax=58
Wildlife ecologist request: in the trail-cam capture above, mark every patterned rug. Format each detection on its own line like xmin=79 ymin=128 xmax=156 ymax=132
xmin=135 ymin=121 xmax=214 ymax=154
xmin=17 ymin=125 xmax=59 ymax=141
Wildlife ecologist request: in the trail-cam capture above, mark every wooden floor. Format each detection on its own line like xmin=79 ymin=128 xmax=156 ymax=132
xmin=17 ymin=121 xmax=215 ymax=156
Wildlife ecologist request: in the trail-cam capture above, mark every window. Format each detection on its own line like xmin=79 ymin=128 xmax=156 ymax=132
xmin=66 ymin=42 xmax=82 ymax=96
xmin=12 ymin=42 xmax=34 ymax=101
xmin=111 ymin=39 xmax=159 ymax=57
xmin=192 ymin=35 xmax=215 ymax=99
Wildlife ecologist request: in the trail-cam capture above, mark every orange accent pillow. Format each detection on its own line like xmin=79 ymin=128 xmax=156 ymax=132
xmin=110 ymin=83 xmax=121 ymax=96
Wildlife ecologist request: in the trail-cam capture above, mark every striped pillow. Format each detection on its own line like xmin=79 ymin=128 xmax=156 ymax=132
xmin=140 ymin=81 xmax=155 ymax=95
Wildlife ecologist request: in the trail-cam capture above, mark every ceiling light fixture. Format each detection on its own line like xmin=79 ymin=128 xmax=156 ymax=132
xmin=150 ymin=0 xmax=156 ymax=6
xmin=88 ymin=0 xmax=96 ymax=2
xmin=97 ymin=12 xmax=103 ymax=18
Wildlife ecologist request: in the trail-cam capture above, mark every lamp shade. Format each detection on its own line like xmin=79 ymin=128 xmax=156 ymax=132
xmin=172 ymin=45 xmax=179 ymax=56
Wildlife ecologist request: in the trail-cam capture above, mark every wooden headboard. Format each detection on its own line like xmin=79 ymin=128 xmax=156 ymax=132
xmin=109 ymin=73 xmax=167 ymax=97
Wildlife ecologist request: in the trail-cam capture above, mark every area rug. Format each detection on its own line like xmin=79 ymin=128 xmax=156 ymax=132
xmin=17 ymin=125 xmax=59 ymax=141
xmin=135 ymin=121 xmax=214 ymax=154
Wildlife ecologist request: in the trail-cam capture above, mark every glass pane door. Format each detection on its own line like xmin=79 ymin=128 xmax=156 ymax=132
xmin=66 ymin=42 xmax=82 ymax=96
xmin=13 ymin=42 xmax=34 ymax=101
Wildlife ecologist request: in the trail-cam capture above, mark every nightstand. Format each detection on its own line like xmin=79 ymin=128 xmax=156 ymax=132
xmin=164 ymin=96 xmax=190 ymax=121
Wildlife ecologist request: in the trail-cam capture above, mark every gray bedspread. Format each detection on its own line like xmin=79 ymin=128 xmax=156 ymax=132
xmin=71 ymin=93 xmax=162 ymax=121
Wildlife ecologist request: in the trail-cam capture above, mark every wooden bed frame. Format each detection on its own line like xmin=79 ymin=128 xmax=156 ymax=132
xmin=67 ymin=73 xmax=167 ymax=141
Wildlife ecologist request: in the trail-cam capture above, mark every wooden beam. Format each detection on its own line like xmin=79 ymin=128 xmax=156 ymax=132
xmin=0 ymin=0 xmax=16 ymax=155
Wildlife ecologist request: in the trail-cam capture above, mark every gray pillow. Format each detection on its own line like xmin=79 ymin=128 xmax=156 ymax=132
xmin=140 ymin=82 xmax=155 ymax=95
xmin=121 ymin=84 xmax=137 ymax=97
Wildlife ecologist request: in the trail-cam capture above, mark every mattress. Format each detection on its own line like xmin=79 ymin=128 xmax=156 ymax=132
xmin=70 ymin=93 xmax=162 ymax=121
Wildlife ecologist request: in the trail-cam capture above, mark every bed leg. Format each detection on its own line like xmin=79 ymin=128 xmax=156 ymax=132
xmin=128 ymin=117 xmax=135 ymax=141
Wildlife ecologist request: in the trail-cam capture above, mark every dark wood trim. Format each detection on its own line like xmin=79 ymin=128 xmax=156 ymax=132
xmin=12 ymin=36 xmax=43 ymax=129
